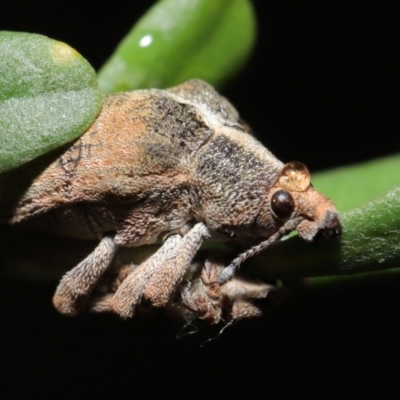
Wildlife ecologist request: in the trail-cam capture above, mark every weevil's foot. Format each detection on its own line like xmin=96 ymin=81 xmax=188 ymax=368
xmin=110 ymin=264 xmax=152 ymax=318
xmin=142 ymin=267 xmax=180 ymax=307
xmin=53 ymin=296 xmax=78 ymax=316
xmin=110 ymin=290 xmax=137 ymax=319
xmin=53 ymin=234 xmax=119 ymax=316
xmin=53 ymin=282 xmax=85 ymax=316
xmin=54 ymin=279 xmax=111 ymax=316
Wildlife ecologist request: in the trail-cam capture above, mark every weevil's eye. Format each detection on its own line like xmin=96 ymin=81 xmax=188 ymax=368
xmin=278 ymin=161 xmax=310 ymax=192
xmin=271 ymin=190 xmax=295 ymax=219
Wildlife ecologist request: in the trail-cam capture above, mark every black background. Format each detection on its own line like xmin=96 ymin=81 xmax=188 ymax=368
xmin=1 ymin=1 xmax=400 ymax=398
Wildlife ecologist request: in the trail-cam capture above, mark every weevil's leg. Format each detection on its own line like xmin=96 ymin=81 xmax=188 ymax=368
xmin=143 ymin=222 xmax=210 ymax=307
xmin=88 ymin=263 xmax=137 ymax=313
xmin=89 ymin=293 xmax=114 ymax=313
xmin=53 ymin=235 xmax=118 ymax=316
xmin=110 ymin=234 xmax=182 ymax=319
xmin=111 ymin=222 xmax=210 ymax=318
xmin=230 ymin=300 xmax=264 ymax=320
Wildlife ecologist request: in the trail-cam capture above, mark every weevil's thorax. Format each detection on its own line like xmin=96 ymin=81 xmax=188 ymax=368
xmin=191 ymin=126 xmax=284 ymax=239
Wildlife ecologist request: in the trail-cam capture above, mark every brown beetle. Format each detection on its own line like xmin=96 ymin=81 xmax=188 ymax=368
xmin=0 ymin=79 xmax=341 ymax=318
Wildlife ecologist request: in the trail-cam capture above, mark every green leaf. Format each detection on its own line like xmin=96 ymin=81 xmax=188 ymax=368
xmin=312 ymin=154 xmax=400 ymax=212
xmin=98 ymin=0 xmax=256 ymax=93
xmin=0 ymin=31 xmax=103 ymax=173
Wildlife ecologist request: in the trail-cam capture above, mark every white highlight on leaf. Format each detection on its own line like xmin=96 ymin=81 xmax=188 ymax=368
xmin=139 ymin=34 xmax=153 ymax=48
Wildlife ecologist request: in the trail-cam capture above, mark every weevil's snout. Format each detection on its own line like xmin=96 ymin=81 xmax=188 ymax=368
xmin=312 ymin=210 xmax=342 ymax=241
xmin=295 ymin=194 xmax=342 ymax=242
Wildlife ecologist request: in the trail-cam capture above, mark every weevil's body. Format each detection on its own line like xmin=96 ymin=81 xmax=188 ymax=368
xmin=0 ymin=80 xmax=341 ymax=317
xmin=2 ymin=80 xmax=282 ymax=243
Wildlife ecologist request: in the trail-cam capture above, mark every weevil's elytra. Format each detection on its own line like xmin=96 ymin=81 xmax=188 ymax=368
xmin=0 ymin=79 xmax=341 ymax=318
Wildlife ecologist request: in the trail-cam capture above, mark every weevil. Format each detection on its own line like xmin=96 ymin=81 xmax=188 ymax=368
xmin=0 ymin=79 xmax=341 ymax=318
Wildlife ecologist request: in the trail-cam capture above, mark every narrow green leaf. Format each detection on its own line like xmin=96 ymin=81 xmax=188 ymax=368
xmin=0 ymin=31 xmax=103 ymax=172
xmin=313 ymin=154 xmax=400 ymax=212
xmin=98 ymin=0 xmax=256 ymax=93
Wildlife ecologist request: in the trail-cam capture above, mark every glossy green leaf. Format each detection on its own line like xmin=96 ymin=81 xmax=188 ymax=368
xmin=0 ymin=31 xmax=103 ymax=172
xmin=98 ymin=0 xmax=256 ymax=93
xmin=312 ymin=154 xmax=400 ymax=212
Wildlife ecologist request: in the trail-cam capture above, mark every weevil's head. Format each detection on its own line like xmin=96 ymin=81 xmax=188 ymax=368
xmin=257 ymin=161 xmax=342 ymax=242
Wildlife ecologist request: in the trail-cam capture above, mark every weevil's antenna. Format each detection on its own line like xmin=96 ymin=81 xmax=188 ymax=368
xmin=218 ymin=217 xmax=303 ymax=284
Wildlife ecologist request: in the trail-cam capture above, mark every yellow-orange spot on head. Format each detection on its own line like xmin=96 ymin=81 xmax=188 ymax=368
xmin=278 ymin=161 xmax=311 ymax=192
xmin=50 ymin=41 xmax=80 ymax=64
